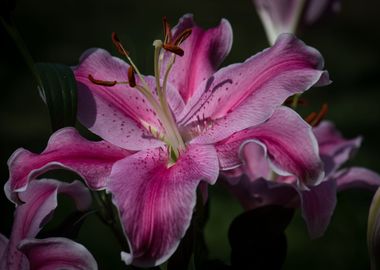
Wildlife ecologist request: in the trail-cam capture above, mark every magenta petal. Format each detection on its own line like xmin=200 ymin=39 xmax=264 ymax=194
xmin=216 ymin=107 xmax=324 ymax=187
xmin=181 ymin=34 xmax=330 ymax=144
xmin=1 ymin=179 xmax=91 ymax=270
xmin=74 ymin=48 xmax=171 ymax=150
xmin=163 ymin=14 xmax=232 ymax=103
xmin=335 ymin=167 xmax=380 ymax=192
xmin=7 ymin=127 xmax=130 ymax=201
xmin=299 ymin=179 xmax=337 ymax=238
xmin=108 ymin=144 xmax=219 ymax=267
xmin=313 ymin=121 xmax=362 ymax=176
xmin=18 ymin=237 xmax=98 ymax=270
xmin=240 ymin=141 xmax=272 ymax=180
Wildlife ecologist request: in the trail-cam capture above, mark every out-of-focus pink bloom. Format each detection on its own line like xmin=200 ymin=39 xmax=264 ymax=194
xmin=6 ymin=14 xmax=329 ymax=266
xmin=0 ymin=179 xmax=97 ymax=270
xmin=228 ymin=121 xmax=380 ymax=237
xmin=253 ymin=0 xmax=341 ymax=44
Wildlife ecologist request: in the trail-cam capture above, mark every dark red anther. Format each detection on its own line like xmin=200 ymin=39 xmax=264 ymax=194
xmin=161 ymin=17 xmax=191 ymax=57
xmin=312 ymin=103 xmax=328 ymax=127
xmin=88 ymin=74 xmax=117 ymax=87
xmin=162 ymin=44 xmax=184 ymax=57
xmin=173 ymin=28 xmax=192 ymax=46
xmin=112 ymin=32 xmax=129 ymax=57
xmin=128 ymin=66 xmax=136 ymax=87
xmin=305 ymin=112 xmax=317 ymax=125
xmin=162 ymin=16 xmax=172 ymax=43
xmin=305 ymin=103 xmax=328 ymax=127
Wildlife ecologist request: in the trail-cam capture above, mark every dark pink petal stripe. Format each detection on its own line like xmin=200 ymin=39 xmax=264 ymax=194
xmin=108 ymin=144 xmax=219 ymax=267
xmin=182 ymin=33 xmax=330 ymax=144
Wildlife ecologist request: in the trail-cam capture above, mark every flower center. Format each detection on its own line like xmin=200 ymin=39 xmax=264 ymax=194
xmin=88 ymin=18 xmax=192 ymax=163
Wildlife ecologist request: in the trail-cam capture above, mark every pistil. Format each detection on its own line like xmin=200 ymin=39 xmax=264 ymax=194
xmin=153 ymin=39 xmax=185 ymax=156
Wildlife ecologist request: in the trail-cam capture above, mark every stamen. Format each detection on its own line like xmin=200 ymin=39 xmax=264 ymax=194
xmin=128 ymin=66 xmax=136 ymax=87
xmin=312 ymin=103 xmax=328 ymax=127
xmin=162 ymin=16 xmax=172 ymax=44
xmin=162 ymin=44 xmax=184 ymax=57
xmin=111 ymin=32 xmax=129 ymax=57
xmin=111 ymin=32 xmax=153 ymax=95
xmin=305 ymin=103 xmax=328 ymax=127
xmin=173 ymin=28 xmax=192 ymax=46
xmin=305 ymin=112 xmax=317 ymax=124
xmin=88 ymin=74 xmax=117 ymax=87
xmin=160 ymin=16 xmax=192 ymax=57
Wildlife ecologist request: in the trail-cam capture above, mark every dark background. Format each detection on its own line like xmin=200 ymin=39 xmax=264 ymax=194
xmin=1 ymin=0 xmax=379 ymax=269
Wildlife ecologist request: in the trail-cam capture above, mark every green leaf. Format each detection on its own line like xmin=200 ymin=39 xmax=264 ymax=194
xmin=368 ymin=187 xmax=380 ymax=270
xmin=35 ymin=63 xmax=77 ymax=131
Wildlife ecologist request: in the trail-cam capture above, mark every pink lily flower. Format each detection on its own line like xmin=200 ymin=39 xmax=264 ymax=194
xmin=6 ymin=14 xmax=329 ymax=266
xmin=227 ymin=120 xmax=380 ymax=237
xmin=253 ymin=0 xmax=341 ymax=44
xmin=0 ymin=179 xmax=97 ymax=270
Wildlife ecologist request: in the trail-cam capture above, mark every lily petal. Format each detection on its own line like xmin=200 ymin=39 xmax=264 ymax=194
xmin=74 ymin=48 xmax=183 ymax=150
xmin=6 ymin=127 xmax=130 ymax=202
xmin=18 ymin=238 xmax=98 ymax=270
xmin=253 ymin=0 xmax=303 ymax=44
xmin=1 ymin=179 xmax=91 ymax=270
xmin=216 ymin=106 xmax=324 ymax=187
xmin=304 ymin=0 xmax=341 ymax=25
xmin=299 ymin=179 xmax=337 ymax=238
xmin=335 ymin=167 xmax=380 ymax=192
xmin=181 ymin=33 xmax=329 ymax=144
xmin=313 ymin=121 xmax=362 ymax=176
xmin=107 ymin=144 xmax=219 ymax=267
xmin=163 ymin=14 xmax=233 ymax=103
xmin=240 ymin=141 xmax=272 ymax=180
